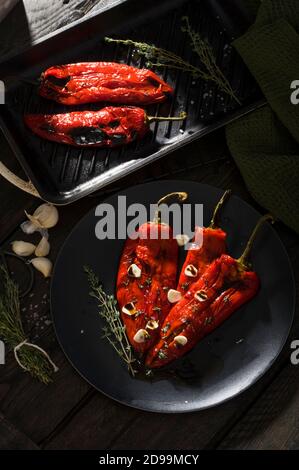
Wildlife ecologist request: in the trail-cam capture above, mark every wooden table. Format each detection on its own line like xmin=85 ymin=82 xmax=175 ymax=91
xmin=0 ymin=0 xmax=299 ymax=451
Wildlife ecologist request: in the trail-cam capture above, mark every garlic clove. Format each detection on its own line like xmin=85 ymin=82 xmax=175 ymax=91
xmin=194 ymin=290 xmax=208 ymax=302
xmin=175 ymin=234 xmax=190 ymax=246
xmin=146 ymin=320 xmax=159 ymax=330
xmin=25 ymin=203 xmax=59 ymax=229
xmin=167 ymin=289 xmax=182 ymax=303
xmin=174 ymin=335 xmax=188 ymax=346
xmin=127 ymin=263 xmax=141 ymax=278
xmin=133 ymin=329 xmax=150 ymax=343
xmin=122 ymin=302 xmax=138 ymax=316
xmin=11 ymin=240 xmax=36 ymax=257
xmin=31 ymin=257 xmax=52 ymax=278
xmin=185 ymin=264 xmax=198 ymax=278
xmin=35 ymin=236 xmax=50 ymax=257
xmin=20 ymin=220 xmax=39 ymax=235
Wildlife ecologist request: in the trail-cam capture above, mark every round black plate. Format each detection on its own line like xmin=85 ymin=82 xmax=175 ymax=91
xmin=51 ymin=181 xmax=295 ymax=413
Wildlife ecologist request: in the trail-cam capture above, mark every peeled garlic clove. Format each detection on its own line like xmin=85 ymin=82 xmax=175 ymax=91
xmin=11 ymin=241 xmax=36 ymax=257
xmin=175 ymin=234 xmax=190 ymax=246
xmin=133 ymin=329 xmax=150 ymax=343
xmin=31 ymin=257 xmax=52 ymax=278
xmin=194 ymin=290 xmax=208 ymax=302
xmin=122 ymin=302 xmax=137 ymax=316
xmin=35 ymin=236 xmax=50 ymax=257
xmin=25 ymin=203 xmax=59 ymax=229
xmin=20 ymin=220 xmax=39 ymax=235
xmin=167 ymin=289 xmax=182 ymax=303
xmin=185 ymin=264 xmax=198 ymax=277
xmin=146 ymin=320 xmax=159 ymax=330
xmin=127 ymin=263 xmax=141 ymax=278
xmin=174 ymin=335 xmax=188 ymax=346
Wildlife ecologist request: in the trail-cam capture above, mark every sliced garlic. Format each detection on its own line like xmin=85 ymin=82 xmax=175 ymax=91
xmin=146 ymin=320 xmax=159 ymax=330
xmin=174 ymin=335 xmax=188 ymax=346
xmin=175 ymin=234 xmax=190 ymax=246
xmin=25 ymin=203 xmax=59 ymax=229
xmin=167 ymin=289 xmax=182 ymax=303
xmin=185 ymin=264 xmax=198 ymax=277
xmin=11 ymin=241 xmax=36 ymax=257
xmin=122 ymin=302 xmax=137 ymax=316
xmin=127 ymin=263 xmax=141 ymax=278
xmin=194 ymin=290 xmax=208 ymax=302
xmin=31 ymin=257 xmax=52 ymax=278
xmin=133 ymin=329 xmax=150 ymax=343
xmin=35 ymin=236 xmax=50 ymax=257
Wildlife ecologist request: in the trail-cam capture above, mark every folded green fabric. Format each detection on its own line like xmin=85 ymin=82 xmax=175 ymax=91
xmin=226 ymin=0 xmax=299 ymax=234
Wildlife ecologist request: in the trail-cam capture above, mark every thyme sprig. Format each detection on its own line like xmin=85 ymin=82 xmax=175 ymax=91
xmin=105 ymin=16 xmax=240 ymax=104
xmin=0 ymin=264 xmax=55 ymax=384
xmin=84 ymin=266 xmax=137 ymax=377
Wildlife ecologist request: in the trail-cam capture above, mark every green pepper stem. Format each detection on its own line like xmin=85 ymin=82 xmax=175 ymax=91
xmin=148 ymin=112 xmax=187 ymax=123
xmin=153 ymin=192 xmax=188 ymax=223
xmin=238 ymin=214 xmax=275 ymax=270
xmin=209 ymin=190 xmax=232 ymax=229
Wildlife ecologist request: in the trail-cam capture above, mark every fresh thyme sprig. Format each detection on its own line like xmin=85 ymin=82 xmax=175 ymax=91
xmin=0 ymin=264 xmax=56 ymax=384
xmin=105 ymin=15 xmax=240 ymax=105
xmin=84 ymin=266 xmax=137 ymax=377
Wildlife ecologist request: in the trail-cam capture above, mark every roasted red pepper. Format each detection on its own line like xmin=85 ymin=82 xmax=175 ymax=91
xmin=24 ymin=107 xmax=186 ymax=148
xmin=177 ymin=190 xmax=231 ymax=294
xmin=39 ymin=62 xmax=173 ymax=105
xmin=116 ymin=192 xmax=188 ymax=354
xmin=146 ymin=214 xmax=273 ymax=368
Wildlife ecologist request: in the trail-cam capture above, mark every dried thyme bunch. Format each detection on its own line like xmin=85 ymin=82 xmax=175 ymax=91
xmin=105 ymin=15 xmax=240 ymax=104
xmin=0 ymin=264 xmax=57 ymax=384
xmin=85 ymin=266 xmax=137 ymax=376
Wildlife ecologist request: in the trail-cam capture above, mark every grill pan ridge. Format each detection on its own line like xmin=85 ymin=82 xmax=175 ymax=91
xmin=0 ymin=0 xmax=262 ymax=204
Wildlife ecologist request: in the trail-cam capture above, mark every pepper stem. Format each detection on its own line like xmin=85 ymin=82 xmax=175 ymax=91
xmin=148 ymin=112 xmax=187 ymax=123
xmin=153 ymin=192 xmax=188 ymax=223
xmin=238 ymin=214 xmax=275 ymax=270
xmin=209 ymin=190 xmax=232 ymax=229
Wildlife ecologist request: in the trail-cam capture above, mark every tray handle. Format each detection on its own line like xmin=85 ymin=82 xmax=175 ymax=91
xmin=0 ymin=160 xmax=41 ymax=199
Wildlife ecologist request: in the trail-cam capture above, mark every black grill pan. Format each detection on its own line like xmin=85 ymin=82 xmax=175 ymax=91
xmin=0 ymin=0 xmax=263 ymax=204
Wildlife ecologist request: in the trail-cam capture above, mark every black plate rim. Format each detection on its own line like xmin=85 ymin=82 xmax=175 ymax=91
xmin=50 ymin=180 xmax=296 ymax=413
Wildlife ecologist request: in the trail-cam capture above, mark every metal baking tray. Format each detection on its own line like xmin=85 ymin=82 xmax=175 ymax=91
xmin=0 ymin=0 xmax=263 ymax=204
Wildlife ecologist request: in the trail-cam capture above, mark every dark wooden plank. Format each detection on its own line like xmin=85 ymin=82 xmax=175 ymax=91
xmin=218 ymin=362 xmax=299 ymax=450
xmin=0 ymin=0 xmax=115 ymax=60
xmin=0 ymin=412 xmax=39 ymax=450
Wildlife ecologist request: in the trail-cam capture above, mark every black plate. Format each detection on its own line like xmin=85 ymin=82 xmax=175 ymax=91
xmin=51 ymin=181 xmax=295 ymax=412
xmin=0 ymin=0 xmax=262 ymax=204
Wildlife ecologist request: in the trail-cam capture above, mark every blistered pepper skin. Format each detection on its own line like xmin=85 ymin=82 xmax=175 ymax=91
xmin=178 ymin=226 xmax=227 ymax=293
xmin=39 ymin=62 xmax=173 ymax=106
xmin=146 ymin=254 xmax=260 ymax=368
xmin=116 ymin=223 xmax=178 ymax=354
xmin=24 ymin=107 xmax=148 ymax=147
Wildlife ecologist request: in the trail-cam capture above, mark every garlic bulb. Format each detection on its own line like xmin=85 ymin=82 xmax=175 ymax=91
xmin=31 ymin=257 xmax=53 ymax=278
xmin=20 ymin=220 xmax=39 ymax=235
xmin=167 ymin=289 xmax=182 ymax=303
xmin=175 ymin=234 xmax=190 ymax=246
xmin=127 ymin=264 xmax=141 ymax=278
xmin=25 ymin=203 xmax=59 ymax=229
xmin=174 ymin=335 xmax=188 ymax=346
xmin=133 ymin=329 xmax=150 ymax=343
xmin=11 ymin=240 xmax=36 ymax=257
xmin=185 ymin=264 xmax=198 ymax=277
xmin=35 ymin=236 xmax=50 ymax=257
xmin=122 ymin=302 xmax=137 ymax=316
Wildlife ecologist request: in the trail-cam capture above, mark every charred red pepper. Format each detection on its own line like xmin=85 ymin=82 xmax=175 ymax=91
xmin=39 ymin=62 xmax=173 ymax=105
xmin=146 ymin=214 xmax=274 ymax=368
xmin=116 ymin=192 xmax=188 ymax=354
xmin=177 ymin=190 xmax=231 ymax=294
xmin=24 ymin=107 xmax=186 ymax=148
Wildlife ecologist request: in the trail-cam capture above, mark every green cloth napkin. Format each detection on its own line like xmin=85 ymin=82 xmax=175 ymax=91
xmin=226 ymin=0 xmax=299 ymax=234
